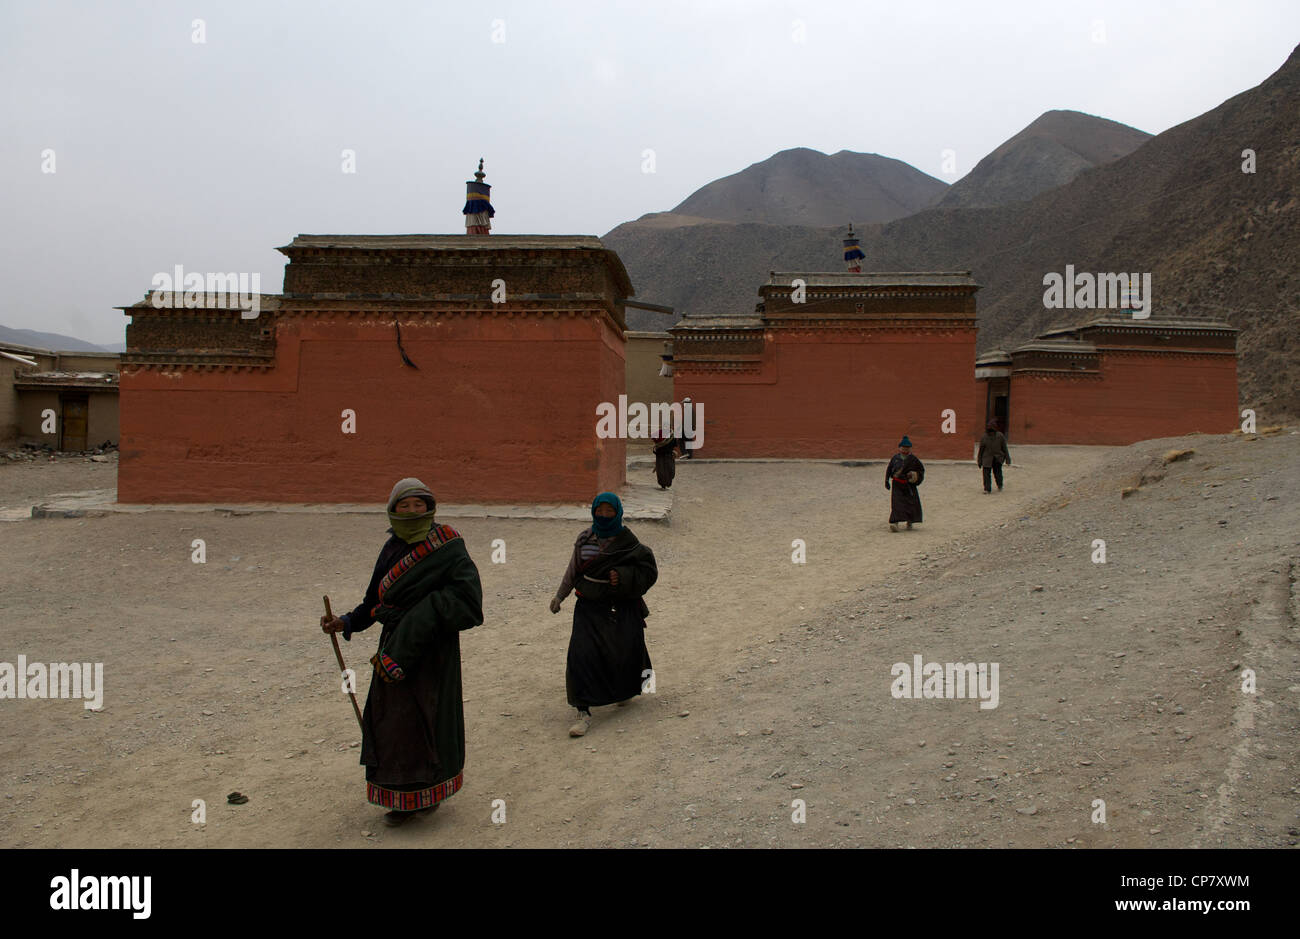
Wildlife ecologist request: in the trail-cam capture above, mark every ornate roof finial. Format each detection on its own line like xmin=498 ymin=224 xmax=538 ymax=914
xmin=843 ymin=223 xmax=864 ymax=272
xmin=464 ymin=158 xmax=494 ymax=234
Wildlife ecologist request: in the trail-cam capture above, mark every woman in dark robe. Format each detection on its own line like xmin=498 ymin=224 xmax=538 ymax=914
xmin=320 ymin=477 xmax=483 ymax=826
xmin=652 ymin=431 xmax=678 ymax=489
xmin=885 ymin=435 xmax=925 ymax=531
xmin=548 ymin=492 xmax=657 ymax=738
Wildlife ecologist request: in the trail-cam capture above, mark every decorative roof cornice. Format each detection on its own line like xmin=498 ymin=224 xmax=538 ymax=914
xmin=763 ymin=271 xmax=979 ymax=290
xmin=276 ymin=234 xmax=634 ymax=297
xmin=120 ymin=360 xmax=276 ymax=373
xmin=13 ymin=372 xmax=119 ymax=390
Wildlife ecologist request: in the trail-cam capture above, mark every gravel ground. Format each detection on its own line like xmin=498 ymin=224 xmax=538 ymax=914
xmin=0 ymin=433 xmax=1296 ymax=848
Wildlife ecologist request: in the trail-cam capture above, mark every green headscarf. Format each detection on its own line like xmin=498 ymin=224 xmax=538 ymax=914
xmin=386 ymin=477 xmax=437 ymax=544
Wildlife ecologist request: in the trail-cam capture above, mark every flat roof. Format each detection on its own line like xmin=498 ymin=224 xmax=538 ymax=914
xmin=673 ymin=313 xmax=765 ymax=329
xmin=15 ymin=370 xmax=117 ymax=381
xmin=118 ymin=293 xmax=283 ymax=311
xmin=1014 ymin=339 xmax=1099 ymax=354
xmin=1042 ymin=312 xmax=1237 ymax=334
xmin=277 ymin=234 xmax=635 ymax=297
xmin=764 ymin=272 xmax=979 ymax=289
xmin=280 ymin=234 xmax=612 ymax=251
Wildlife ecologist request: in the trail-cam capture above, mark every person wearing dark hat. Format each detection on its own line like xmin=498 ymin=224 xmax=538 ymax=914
xmin=976 ymin=421 xmax=1011 ymax=493
xmin=320 ymin=477 xmax=483 ymax=826
xmin=548 ymin=492 xmax=657 ymax=737
xmin=885 ymin=436 xmax=925 ymax=531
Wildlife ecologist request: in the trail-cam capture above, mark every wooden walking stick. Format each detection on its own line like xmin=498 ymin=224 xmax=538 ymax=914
xmin=324 ymin=596 xmax=364 ymax=733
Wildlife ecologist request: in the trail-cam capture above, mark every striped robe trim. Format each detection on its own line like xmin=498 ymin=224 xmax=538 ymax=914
xmin=376 ymin=525 xmax=462 ymax=603
xmin=367 ymin=773 xmax=463 ymax=810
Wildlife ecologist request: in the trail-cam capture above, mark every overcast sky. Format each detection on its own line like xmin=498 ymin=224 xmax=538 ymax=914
xmin=2 ymin=0 xmax=1296 ymax=346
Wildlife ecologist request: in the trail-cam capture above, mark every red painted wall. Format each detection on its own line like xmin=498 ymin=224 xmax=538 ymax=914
xmin=596 ymin=318 xmax=628 ymax=494
xmin=119 ymin=312 xmax=626 ymax=503
xmin=1009 ymin=351 xmax=1239 ymax=444
xmin=674 ymin=329 xmax=983 ymax=459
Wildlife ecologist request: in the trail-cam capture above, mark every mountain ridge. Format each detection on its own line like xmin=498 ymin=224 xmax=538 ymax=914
xmin=668 ymin=147 xmax=948 ymax=228
xmin=0 ymin=324 xmax=121 ymax=354
xmin=937 ymin=110 xmax=1152 ymax=209
xmin=605 ymin=44 xmax=1300 ymax=417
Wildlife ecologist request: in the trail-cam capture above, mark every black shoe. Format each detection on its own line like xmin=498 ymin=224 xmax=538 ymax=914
xmin=383 ymin=805 xmax=436 ymax=827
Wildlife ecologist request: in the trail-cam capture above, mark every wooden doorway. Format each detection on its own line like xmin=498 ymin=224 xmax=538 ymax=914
xmin=60 ymin=395 xmax=88 ymax=451
xmin=984 ymin=379 xmax=1010 ymax=438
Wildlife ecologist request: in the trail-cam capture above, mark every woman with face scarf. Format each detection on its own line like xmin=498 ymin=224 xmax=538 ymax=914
xmin=320 ymin=477 xmax=483 ymax=826
xmin=548 ymin=492 xmax=658 ymax=737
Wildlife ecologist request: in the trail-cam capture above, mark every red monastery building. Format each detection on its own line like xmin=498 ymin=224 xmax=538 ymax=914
xmin=118 ymin=182 xmax=1243 ymax=499
xmin=976 ymin=313 xmax=1239 ymax=445
xmin=117 ymin=166 xmax=633 ymax=504
xmin=670 ymin=270 xmax=984 ymax=460
xmin=668 ymin=222 xmax=1240 ymax=457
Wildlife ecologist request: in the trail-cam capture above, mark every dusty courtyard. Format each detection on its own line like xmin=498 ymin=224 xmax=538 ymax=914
xmin=1 ymin=433 xmax=1297 ymax=848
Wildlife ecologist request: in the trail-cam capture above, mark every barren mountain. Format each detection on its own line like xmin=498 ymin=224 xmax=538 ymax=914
xmin=668 ymin=147 xmax=948 ymax=227
xmin=936 ymin=110 xmax=1152 ymax=209
xmin=609 ymin=45 xmax=1300 ymax=417
xmin=0 ymin=324 xmax=118 ymax=354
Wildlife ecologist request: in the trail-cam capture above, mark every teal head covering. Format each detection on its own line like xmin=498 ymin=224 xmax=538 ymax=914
xmin=899 ymin=435 xmax=913 ymax=448
xmin=387 ymin=477 xmax=436 ymax=544
xmin=590 ymin=491 xmax=624 ymax=538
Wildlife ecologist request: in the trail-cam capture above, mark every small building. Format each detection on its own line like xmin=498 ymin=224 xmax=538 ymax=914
xmin=669 ymin=268 xmax=984 ymax=459
xmin=114 ymin=161 xmax=642 ymax=504
xmin=118 ymin=235 xmax=634 ymax=504
xmin=1 ymin=343 xmax=119 ymax=449
xmin=977 ymin=313 xmax=1239 ymax=444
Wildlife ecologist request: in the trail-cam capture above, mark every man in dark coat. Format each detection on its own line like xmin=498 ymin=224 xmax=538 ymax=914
xmin=885 ymin=435 xmax=925 ymax=531
xmin=549 ymin=492 xmax=657 ymax=737
xmin=320 ymin=477 xmax=483 ymax=826
xmin=977 ymin=421 xmax=1010 ymax=493
xmin=652 ymin=432 xmax=677 ymax=489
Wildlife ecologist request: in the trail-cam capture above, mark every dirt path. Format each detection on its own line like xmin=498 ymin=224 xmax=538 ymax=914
xmin=1 ymin=437 xmax=1295 ymax=848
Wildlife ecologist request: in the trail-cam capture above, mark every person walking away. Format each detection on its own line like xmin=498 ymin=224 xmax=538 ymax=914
xmin=977 ymin=421 xmax=1010 ymax=493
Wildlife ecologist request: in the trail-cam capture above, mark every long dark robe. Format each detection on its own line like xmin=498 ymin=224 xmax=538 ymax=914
xmin=653 ymin=436 xmax=677 ymax=488
xmin=886 ymin=453 xmax=925 ymax=523
xmin=563 ymin=528 xmax=656 ymax=708
xmin=342 ymin=525 xmax=482 ymax=809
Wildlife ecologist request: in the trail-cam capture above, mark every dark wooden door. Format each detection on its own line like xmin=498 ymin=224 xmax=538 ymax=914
xmin=61 ymin=396 xmax=88 ymax=451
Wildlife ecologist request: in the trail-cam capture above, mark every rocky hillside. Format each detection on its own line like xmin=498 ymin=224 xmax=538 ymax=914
xmin=935 ymin=110 xmax=1151 ymax=209
xmin=609 ymin=44 xmax=1300 ymax=418
xmin=664 ymin=147 xmax=948 ymax=229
